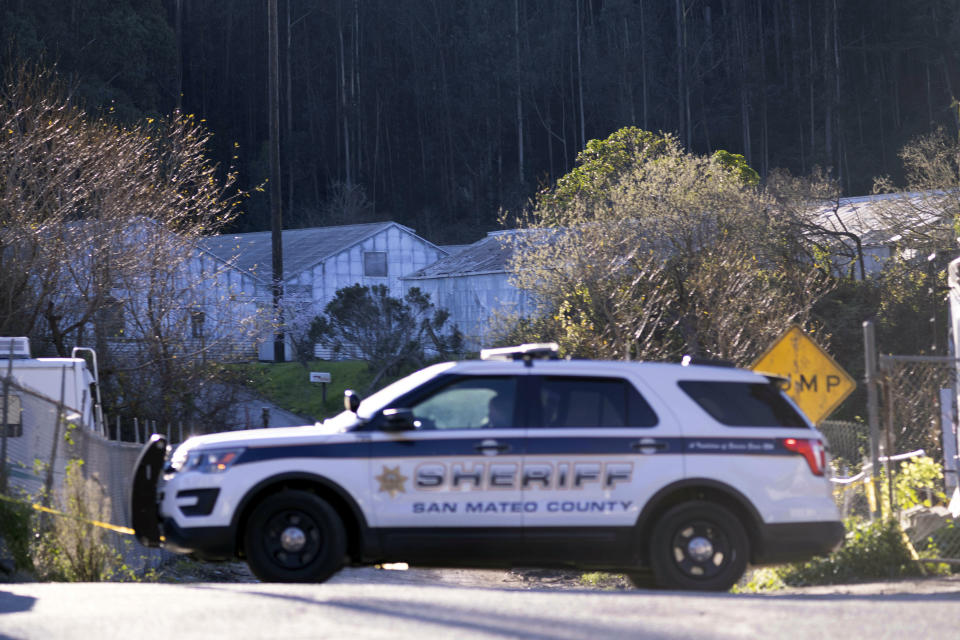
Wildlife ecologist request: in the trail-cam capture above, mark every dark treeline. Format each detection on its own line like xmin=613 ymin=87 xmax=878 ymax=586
xmin=2 ymin=0 xmax=959 ymax=242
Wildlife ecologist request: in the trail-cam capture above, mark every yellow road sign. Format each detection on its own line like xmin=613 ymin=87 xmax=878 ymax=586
xmin=751 ymin=325 xmax=856 ymax=424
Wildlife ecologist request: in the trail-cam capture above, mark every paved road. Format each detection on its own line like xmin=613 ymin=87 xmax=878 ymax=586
xmin=227 ymin=389 xmax=315 ymax=429
xmin=2 ymin=575 xmax=959 ymax=640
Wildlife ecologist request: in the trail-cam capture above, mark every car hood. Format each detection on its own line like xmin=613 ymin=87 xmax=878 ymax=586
xmin=174 ymin=420 xmax=352 ymax=452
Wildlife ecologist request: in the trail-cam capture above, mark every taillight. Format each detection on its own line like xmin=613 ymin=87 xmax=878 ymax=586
xmin=782 ymin=438 xmax=825 ymax=476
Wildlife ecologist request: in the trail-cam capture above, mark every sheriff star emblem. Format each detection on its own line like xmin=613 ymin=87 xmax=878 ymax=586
xmin=375 ymin=465 xmax=408 ymax=498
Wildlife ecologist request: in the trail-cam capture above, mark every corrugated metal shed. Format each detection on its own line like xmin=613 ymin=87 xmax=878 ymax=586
xmin=201 ymin=222 xmax=448 ymax=360
xmin=405 ymin=230 xmax=515 ymax=280
xmin=807 ymin=191 xmax=951 ymax=277
xmin=404 ymin=231 xmax=527 ymax=350
xmin=201 ymin=222 xmax=426 ymax=283
xmin=810 ymin=191 xmax=947 ymax=246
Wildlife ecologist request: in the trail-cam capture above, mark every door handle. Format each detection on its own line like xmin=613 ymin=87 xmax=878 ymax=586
xmin=474 ymin=439 xmax=510 ymax=455
xmin=631 ymin=439 xmax=668 ymax=453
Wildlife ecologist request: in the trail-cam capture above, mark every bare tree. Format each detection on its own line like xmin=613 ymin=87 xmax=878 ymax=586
xmin=870 ymin=127 xmax=960 ymax=250
xmin=0 ymin=62 xmax=258 ymax=431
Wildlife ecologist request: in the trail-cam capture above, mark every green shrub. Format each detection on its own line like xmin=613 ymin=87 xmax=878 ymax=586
xmin=913 ymin=518 xmax=960 ymax=567
xmin=31 ymin=460 xmax=132 ymax=581
xmin=0 ymin=492 xmax=34 ymax=575
xmin=893 ymin=456 xmax=945 ymax=511
xmin=738 ymin=518 xmax=935 ymax=591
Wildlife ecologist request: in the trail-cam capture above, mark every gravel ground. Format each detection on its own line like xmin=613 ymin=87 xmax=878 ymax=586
xmin=150 ymin=559 xmax=632 ymax=590
xmin=150 ymin=558 xmax=960 ymax=595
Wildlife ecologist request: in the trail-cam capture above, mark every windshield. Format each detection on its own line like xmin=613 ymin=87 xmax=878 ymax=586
xmin=327 ymin=361 xmax=457 ymax=430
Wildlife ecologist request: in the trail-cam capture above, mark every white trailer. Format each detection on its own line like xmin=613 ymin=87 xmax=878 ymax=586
xmin=0 ymin=337 xmax=104 ymax=435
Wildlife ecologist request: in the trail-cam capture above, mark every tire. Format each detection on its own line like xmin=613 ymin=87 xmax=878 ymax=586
xmin=244 ymin=490 xmax=346 ymax=583
xmin=649 ymin=501 xmax=748 ymax=592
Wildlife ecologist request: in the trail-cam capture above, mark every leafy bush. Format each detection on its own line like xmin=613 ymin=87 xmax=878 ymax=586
xmin=309 ymin=285 xmax=462 ymax=393
xmin=911 ymin=517 xmax=960 ymax=568
xmin=893 ymin=456 xmax=945 ymax=511
xmin=738 ymin=518 xmax=941 ymax=591
xmin=0 ymin=492 xmax=34 ymax=575
xmin=31 ymin=460 xmax=133 ymax=582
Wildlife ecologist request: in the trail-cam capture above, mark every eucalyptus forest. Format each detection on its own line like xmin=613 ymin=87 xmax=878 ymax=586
xmin=2 ymin=0 xmax=959 ymax=242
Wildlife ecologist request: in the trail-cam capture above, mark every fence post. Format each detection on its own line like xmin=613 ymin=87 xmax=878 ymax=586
xmin=883 ymin=379 xmax=896 ymax=517
xmin=41 ymin=368 xmax=68 ymax=519
xmin=863 ymin=319 xmax=883 ymax=520
xmin=1 ymin=341 xmax=14 ymax=494
xmin=941 ymin=388 xmax=959 ymax=495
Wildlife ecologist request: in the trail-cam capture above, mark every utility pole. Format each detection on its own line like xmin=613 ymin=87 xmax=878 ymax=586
xmin=174 ymin=0 xmax=183 ymax=111
xmin=268 ymin=0 xmax=285 ymax=362
xmin=863 ymin=319 xmax=882 ymax=519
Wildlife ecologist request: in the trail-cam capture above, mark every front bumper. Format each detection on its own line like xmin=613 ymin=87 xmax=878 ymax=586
xmin=753 ymin=520 xmax=846 ymax=565
xmin=131 ymin=436 xmax=239 ymax=559
xmin=161 ymin=518 xmax=237 ymax=560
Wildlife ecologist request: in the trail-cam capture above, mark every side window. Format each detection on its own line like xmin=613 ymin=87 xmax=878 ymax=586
xmin=538 ymin=377 xmax=658 ymax=428
xmin=410 ymin=376 xmax=517 ymax=430
xmin=363 ymin=251 xmax=388 ymax=277
xmin=678 ymin=380 xmax=809 ymax=428
xmin=1 ymin=394 xmax=22 ymax=437
xmin=100 ymin=295 xmax=125 ymax=338
xmin=190 ymin=308 xmax=205 ymax=338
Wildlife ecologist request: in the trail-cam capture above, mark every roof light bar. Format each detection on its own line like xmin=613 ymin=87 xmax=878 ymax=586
xmin=480 ymin=343 xmax=560 ymax=362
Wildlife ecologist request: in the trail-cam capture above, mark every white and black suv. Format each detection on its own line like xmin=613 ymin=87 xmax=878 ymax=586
xmin=131 ymin=344 xmax=844 ymax=591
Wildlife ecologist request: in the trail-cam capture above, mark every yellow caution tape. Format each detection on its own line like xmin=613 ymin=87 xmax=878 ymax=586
xmin=900 ymin=528 xmax=928 ymax=576
xmin=865 ymin=477 xmax=877 ymax=514
xmin=0 ymin=492 xmax=135 ymax=536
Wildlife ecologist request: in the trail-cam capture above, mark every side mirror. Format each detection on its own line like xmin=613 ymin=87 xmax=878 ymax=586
xmin=344 ymin=390 xmax=361 ymax=413
xmin=381 ymin=408 xmax=416 ymax=432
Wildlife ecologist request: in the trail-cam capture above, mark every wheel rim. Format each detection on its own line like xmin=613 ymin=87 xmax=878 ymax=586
xmin=669 ymin=520 xmax=731 ymax=580
xmin=261 ymin=508 xmax=324 ymax=570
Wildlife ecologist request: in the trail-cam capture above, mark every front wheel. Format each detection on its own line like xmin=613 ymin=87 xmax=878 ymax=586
xmin=244 ymin=490 xmax=346 ymax=583
xmin=649 ymin=501 xmax=748 ymax=591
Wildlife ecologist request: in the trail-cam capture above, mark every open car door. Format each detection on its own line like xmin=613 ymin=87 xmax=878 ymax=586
xmin=130 ymin=434 xmax=167 ymax=547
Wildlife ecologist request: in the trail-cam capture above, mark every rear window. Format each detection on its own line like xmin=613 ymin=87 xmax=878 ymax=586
xmin=678 ymin=380 xmax=808 ymax=428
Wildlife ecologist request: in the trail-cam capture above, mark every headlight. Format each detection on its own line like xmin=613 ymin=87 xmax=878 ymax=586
xmin=182 ymin=448 xmax=245 ymax=474
xmin=168 ymin=445 xmax=190 ymax=472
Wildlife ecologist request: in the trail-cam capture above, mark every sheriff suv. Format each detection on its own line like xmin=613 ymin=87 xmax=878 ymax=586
xmin=131 ymin=344 xmax=844 ymax=591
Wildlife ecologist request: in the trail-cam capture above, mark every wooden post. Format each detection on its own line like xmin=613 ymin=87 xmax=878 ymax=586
xmin=268 ymin=0 xmax=284 ymax=362
xmin=863 ymin=320 xmax=882 ymax=520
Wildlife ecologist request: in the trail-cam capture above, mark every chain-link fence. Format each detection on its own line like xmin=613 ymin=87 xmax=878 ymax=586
xmin=820 ymin=420 xmax=870 ymax=471
xmin=819 ymin=420 xmax=872 ymax=520
xmin=1 ymin=374 xmax=169 ymax=572
xmin=878 ymin=356 xmax=955 ymax=463
xmin=880 ymin=357 xmax=960 ymax=564
xmin=833 ymin=354 xmax=960 ymax=565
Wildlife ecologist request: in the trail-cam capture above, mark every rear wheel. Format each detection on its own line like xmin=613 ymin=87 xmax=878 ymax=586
xmin=649 ymin=501 xmax=748 ymax=591
xmin=244 ymin=490 xmax=346 ymax=583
